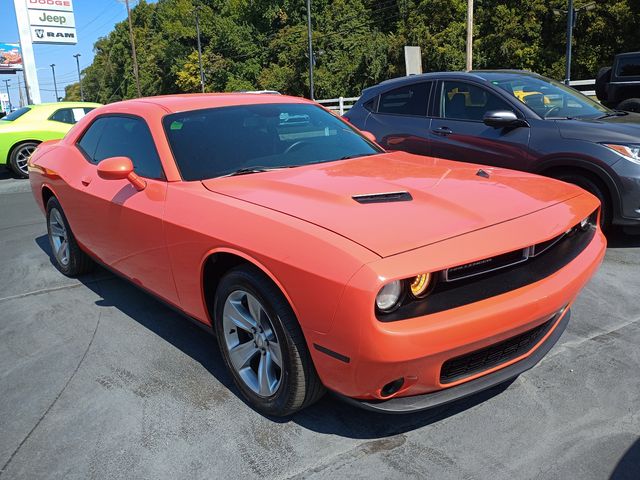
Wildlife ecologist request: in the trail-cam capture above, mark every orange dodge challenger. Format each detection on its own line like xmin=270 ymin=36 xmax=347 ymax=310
xmin=29 ymin=94 xmax=605 ymax=416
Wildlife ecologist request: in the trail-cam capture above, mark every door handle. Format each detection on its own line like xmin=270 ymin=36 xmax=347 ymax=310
xmin=432 ymin=126 xmax=453 ymax=136
xmin=81 ymin=176 xmax=92 ymax=186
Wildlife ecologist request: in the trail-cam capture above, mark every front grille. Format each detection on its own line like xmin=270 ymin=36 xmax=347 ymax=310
xmin=440 ymin=316 xmax=557 ymax=384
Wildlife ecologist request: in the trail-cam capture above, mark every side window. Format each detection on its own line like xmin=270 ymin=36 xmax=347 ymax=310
xmin=378 ymin=83 xmax=429 ymax=116
xmin=93 ymin=116 xmax=164 ymax=179
xmin=77 ymin=117 xmax=109 ymax=161
xmin=49 ymin=108 xmax=75 ymax=124
xmin=616 ymin=57 xmax=640 ymax=78
xmin=77 ymin=116 xmax=164 ymax=179
xmin=363 ymin=97 xmax=377 ymax=112
xmin=440 ymin=81 xmax=514 ymax=121
xmin=51 ymin=107 xmax=91 ymax=124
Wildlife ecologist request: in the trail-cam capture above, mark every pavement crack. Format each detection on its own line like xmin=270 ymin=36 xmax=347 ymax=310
xmin=0 ymin=299 xmax=103 ymax=476
xmin=0 ymin=276 xmax=112 ymax=304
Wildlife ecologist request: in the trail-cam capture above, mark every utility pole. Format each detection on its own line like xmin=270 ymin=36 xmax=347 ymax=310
xmin=2 ymin=80 xmax=11 ymax=111
xmin=50 ymin=64 xmax=59 ymax=101
xmin=194 ymin=5 xmax=205 ymax=93
xmin=17 ymin=74 xmax=25 ymax=107
xmin=73 ymin=53 xmax=84 ymax=101
xmin=564 ymin=0 xmax=574 ymax=85
xmin=306 ymin=0 xmax=314 ymax=100
xmin=466 ymin=0 xmax=474 ymax=71
xmin=125 ymin=0 xmax=142 ymax=97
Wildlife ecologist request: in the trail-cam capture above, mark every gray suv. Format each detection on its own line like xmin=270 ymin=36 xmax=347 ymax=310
xmin=344 ymin=70 xmax=640 ymax=229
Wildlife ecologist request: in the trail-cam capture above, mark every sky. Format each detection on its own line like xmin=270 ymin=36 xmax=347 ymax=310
xmin=0 ymin=0 xmax=156 ymax=105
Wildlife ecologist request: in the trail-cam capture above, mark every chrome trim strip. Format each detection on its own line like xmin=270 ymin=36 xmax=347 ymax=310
xmin=443 ymin=247 xmax=530 ymax=282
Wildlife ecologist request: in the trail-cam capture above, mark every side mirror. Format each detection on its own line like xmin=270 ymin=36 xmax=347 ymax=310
xmin=483 ymin=110 xmax=529 ymax=128
xmin=361 ymin=130 xmax=377 ymax=143
xmin=97 ymin=156 xmax=146 ymax=191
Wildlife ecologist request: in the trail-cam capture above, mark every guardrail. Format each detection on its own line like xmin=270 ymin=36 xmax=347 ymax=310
xmin=317 ymin=79 xmax=597 ymax=115
xmin=568 ymin=79 xmax=595 ymax=97
xmin=315 ymin=97 xmax=360 ymax=115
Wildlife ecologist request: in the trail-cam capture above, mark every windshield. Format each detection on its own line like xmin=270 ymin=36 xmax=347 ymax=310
xmin=1 ymin=107 xmax=31 ymax=122
xmin=478 ymin=74 xmax=611 ymax=119
xmin=163 ymin=103 xmax=382 ymax=181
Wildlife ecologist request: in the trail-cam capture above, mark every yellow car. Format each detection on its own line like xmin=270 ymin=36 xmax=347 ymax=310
xmin=0 ymin=102 xmax=101 ymax=178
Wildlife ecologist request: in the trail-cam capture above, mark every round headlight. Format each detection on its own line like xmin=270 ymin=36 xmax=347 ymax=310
xmin=376 ymin=280 xmax=403 ymax=312
xmin=410 ymin=273 xmax=432 ymax=298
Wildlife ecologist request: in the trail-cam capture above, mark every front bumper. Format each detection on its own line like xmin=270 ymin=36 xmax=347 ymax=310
xmin=305 ymin=195 xmax=605 ymax=405
xmin=335 ymin=309 xmax=569 ymax=413
xmin=611 ymin=157 xmax=640 ymax=225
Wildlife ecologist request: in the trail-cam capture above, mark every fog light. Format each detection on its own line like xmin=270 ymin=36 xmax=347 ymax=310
xmin=381 ymin=377 xmax=405 ymax=397
xmin=410 ymin=273 xmax=432 ymax=298
xmin=376 ymin=280 xmax=403 ymax=313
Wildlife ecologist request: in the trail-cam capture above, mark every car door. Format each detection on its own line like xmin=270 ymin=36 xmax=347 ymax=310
xmin=429 ymin=80 xmax=531 ymax=168
xmin=74 ymin=114 xmax=179 ymax=305
xmin=364 ymin=81 xmax=433 ymax=156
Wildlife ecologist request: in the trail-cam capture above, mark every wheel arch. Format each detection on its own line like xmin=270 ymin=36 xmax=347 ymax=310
xmin=41 ymin=184 xmax=57 ymax=208
xmin=8 ymin=139 xmax=42 ymax=160
xmin=536 ymin=158 xmax=622 ymax=218
xmin=200 ymin=248 xmax=299 ymax=327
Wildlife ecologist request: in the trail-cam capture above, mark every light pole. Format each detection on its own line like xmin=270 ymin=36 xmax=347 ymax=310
xmin=194 ymin=5 xmax=205 ymax=93
xmin=466 ymin=0 xmax=474 ymax=71
xmin=2 ymin=80 xmax=11 ymax=111
xmin=124 ymin=0 xmax=142 ymax=97
xmin=306 ymin=0 xmax=314 ymax=100
xmin=73 ymin=53 xmax=84 ymax=101
xmin=50 ymin=64 xmax=59 ymax=102
xmin=556 ymin=1 xmax=596 ymax=85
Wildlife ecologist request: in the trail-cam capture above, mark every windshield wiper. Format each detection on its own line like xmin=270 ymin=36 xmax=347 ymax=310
xmin=338 ymin=152 xmax=380 ymax=161
xmin=596 ymin=111 xmax=629 ymax=119
xmin=222 ymin=165 xmax=300 ymax=177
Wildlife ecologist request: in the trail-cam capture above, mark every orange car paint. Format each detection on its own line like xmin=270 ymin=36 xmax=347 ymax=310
xmin=29 ymin=94 xmax=605 ymax=404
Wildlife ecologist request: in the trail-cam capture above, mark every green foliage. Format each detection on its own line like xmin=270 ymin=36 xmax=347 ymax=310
xmin=65 ymin=0 xmax=640 ymax=103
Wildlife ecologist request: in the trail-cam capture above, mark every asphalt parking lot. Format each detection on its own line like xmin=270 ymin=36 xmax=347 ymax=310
xmin=0 ymin=171 xmax=639 ymax=480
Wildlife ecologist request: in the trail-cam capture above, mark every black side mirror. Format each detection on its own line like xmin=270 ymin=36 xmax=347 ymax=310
xmin=483 ymin=110 xmax=529 ymax=128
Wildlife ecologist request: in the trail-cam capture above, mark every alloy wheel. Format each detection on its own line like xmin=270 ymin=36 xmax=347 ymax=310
xmin=14 ymin=144 xmax=36 ymax=176
xmin=48 ymin=208 xmax=70 ymax=266
xmin=222 ymin=290 xmax=283 ymax=397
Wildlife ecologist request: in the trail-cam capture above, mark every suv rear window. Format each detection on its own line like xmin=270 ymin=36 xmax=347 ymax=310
xmin=378 ymin=83 xmax=429 ymax=116
xmin=617 ymin=56 xmax=640 ymax=77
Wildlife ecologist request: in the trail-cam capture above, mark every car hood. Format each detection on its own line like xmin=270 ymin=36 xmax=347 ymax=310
xmin=202 ymin=152 xmax=584 ymax=257
xmin=557 ymin=112 xmax=640 ymax=143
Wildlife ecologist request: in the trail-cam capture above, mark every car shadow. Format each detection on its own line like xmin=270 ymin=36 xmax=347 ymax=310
xmin=607 ymin=227 xmax=640 ymax=248
xmin=35 ymin=234 xmax=517 ymax=438
xmin=610 ymin=437 xmax=640 ymax=480
xmin=0 ymin=169 xmax=19 ymax=181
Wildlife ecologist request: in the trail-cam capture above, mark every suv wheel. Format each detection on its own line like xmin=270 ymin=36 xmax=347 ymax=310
xmin=617 ymin=98 xmax=640 ymax=113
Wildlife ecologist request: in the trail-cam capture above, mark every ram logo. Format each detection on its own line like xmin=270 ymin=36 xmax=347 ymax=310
xmin=35 ymin=29 xmax=44 ymax=39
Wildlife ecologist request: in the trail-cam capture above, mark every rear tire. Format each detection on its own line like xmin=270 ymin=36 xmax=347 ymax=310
xmin=617 ymin=98 xmax=640 ymax=113
xmin=553 ymin=173 xmax=611 ymax=230
xmin=46 ymin=197 xmax=94 ymax=276
xmin=214 ymin=264 xmax=324 ymax=416
xmin=9 ymin=141 xmax=38 ymax=178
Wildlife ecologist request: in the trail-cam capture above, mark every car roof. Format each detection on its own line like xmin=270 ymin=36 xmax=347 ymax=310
xmin=364 ymin=69 xmax=542 ymax=94
xmin=112 ymin=93 xmax=312 ymax=114
xmin=28 ymin=102 xmax=102 ymax=110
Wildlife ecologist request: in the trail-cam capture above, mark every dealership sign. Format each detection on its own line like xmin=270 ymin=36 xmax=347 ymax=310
xmin=26 ymin=0 xmax=77 ymax=45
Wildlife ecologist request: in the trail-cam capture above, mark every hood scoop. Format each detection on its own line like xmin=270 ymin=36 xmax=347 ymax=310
xmin=352 ymin=191 xmax=413 ymax=204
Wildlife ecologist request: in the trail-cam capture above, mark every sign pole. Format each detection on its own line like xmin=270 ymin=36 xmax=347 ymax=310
xmin=13 ymin=0 xmax=40 ymax=104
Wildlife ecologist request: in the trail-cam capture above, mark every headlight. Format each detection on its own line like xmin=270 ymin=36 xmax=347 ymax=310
xmin=602 ymin=144 xmax=640 ymax=165
xmin=410 ymin=273 xmax=432 ymax=298
xmin=375 ymin=280 xmax=403 ymax=313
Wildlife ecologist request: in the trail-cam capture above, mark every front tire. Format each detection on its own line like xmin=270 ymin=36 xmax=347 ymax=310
xmin=553 ymin=173 xmax=611 ymax=230
xmin=46 ymin=197 xmax=94 ymax=276
xmin=9 ymin=141 xmax=39 ymax=178
xmin=214 ymin=265 xmax=324 ymax=416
